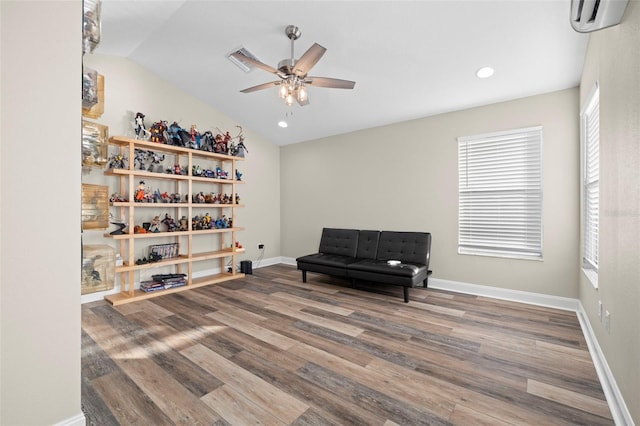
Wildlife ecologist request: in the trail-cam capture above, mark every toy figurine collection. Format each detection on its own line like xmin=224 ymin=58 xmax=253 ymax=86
xmin=126 ymin=180 xmax=241 ymax=205
xmin=133 ymin=113 xmax=248 ymax=158
xmin=128 ymin=212 xmax=235 ymax=234
xmin=108 ymin=147 xmax=242 ymax=185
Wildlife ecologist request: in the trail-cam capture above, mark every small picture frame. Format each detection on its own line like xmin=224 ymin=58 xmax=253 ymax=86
xmin=83 ymin=0 xmax=101 ymax=54
xmin=82 ymin=184 xmax=109 ymax=230
xmin=82 ymin=120 xmax=108 ymax=167
xmin=82 ymin=67 xmax=104 ymax=119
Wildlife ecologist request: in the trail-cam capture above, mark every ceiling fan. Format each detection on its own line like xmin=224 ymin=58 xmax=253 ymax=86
xmin=231 ymin=25 xmax=356 ymax=107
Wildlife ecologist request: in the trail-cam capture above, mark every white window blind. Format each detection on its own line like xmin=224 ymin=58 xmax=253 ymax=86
xmin=458 ymin=126 xmax=543 ymax=259
xmin=583 ymin=85 xmax=599 ymax=274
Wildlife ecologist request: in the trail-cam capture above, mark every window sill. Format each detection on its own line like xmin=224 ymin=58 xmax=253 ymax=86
xmin=458 ymin=249 xmax=543 ymax=262
xmin=582 ymin=268 xmax=598 ymax=289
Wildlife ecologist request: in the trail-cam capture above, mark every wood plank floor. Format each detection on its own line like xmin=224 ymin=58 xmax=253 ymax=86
xmin=82 ymin=264 xmax=613 ymax=425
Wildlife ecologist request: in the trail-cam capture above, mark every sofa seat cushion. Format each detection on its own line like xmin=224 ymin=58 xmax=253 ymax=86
xmin=349 ymin=259 xmax=427 ymax=278
xmin=296 ymin=253 xmax=361 ymax=268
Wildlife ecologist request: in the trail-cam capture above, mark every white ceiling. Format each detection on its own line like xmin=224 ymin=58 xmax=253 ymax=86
xmin=94 ymin=0 xmax=589 ymax=145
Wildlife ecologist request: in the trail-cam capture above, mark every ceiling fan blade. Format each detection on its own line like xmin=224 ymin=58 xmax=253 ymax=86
xmin=293 ymin=43 xmax=326 ymax=77
xmin=306 ymin=77 xmax=356 ymax=89
xmin=240 ymin=81 xmax=280 ymax=93
xmin=230 ymin=51 xmax=282 ymax=76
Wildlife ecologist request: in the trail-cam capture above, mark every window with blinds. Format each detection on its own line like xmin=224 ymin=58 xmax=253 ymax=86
xmin=458 ymin=126 xmax=543 ymax=259
xmin=582 ymin=84 xmax=599 ymax=283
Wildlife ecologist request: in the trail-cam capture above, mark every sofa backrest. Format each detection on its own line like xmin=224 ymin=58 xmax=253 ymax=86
xmin=319 ymin=228 xmax=359 ymax=257
xmin=356 ymin=230 xmax=380 ymax=259
xmin=376 ymin=231 xmax=431 ymax=266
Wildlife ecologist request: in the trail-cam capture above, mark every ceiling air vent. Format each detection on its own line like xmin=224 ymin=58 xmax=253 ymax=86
xmin=570 ymin=0 xmax=629 ymax=32
xmin=226 ymin=46 xmax=259 ymax=73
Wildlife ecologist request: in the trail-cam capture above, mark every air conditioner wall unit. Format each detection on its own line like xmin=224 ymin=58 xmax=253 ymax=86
xmin=570 ymin=0 xmax=629 ymax=32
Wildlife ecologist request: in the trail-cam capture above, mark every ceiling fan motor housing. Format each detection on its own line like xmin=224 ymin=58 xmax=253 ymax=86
xmin=278 ymin=58 xmax=298 ymax=75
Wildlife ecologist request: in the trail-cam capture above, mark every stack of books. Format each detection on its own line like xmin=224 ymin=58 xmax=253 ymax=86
xmin=140 ymin=273 xmax=187 ymax=293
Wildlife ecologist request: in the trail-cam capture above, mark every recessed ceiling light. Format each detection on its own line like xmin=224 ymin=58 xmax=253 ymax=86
xmin=476 ymin=66 xmax=495 ymax=79
xmin=278 ymin=120 xmax=288 ymax=128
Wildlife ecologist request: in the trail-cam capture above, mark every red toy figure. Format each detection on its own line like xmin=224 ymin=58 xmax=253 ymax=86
xmin=135 ymin=181 xmax=146 ymax=202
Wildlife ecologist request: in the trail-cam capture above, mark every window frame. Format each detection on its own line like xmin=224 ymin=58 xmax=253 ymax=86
xmin=457 ymin=126 xmax=544 ymax=260
xmin=581 ymin=82 xmax=600 ymax=288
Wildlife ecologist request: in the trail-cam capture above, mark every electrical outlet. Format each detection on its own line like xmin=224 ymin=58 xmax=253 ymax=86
xmin=598 ymin=300 xmax=603 ymax=320
xmin=258 ymin=244 xmax=264 ymax=249
xmin=604 ymin=310 xmax=611 ymax=334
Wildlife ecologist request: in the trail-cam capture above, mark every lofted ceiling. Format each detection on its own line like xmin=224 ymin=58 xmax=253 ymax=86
xmin=94 ymin=0 xmax=589 ymax=145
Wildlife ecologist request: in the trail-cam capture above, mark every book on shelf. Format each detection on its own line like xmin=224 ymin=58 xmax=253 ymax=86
xmin=140 ymin=278 xmax=187 ymax=293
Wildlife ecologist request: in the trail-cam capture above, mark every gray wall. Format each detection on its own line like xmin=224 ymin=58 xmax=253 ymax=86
xmin=579 ymin=2 xmax=640 ymax=423
xmin=1 ymin=1 xmax=83 ymax=424
xmin=281 ymin=88 xmax=580 ymax=298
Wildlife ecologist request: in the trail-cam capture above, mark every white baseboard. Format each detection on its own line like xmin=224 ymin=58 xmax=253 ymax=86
xmin=576 ymin=303 xmax=634 ymax=426
xmin=278 ymin=256 xmax=297 ymax=266
xmin=81 ymin=289 xmax=113 ymax=304
xmin=429 ymin=277 xmax=580 ymax=311
xmin=253 ymin=256 xmax=293 ymax=268
xmin=54 ymin=412 xmax=86 ymax=426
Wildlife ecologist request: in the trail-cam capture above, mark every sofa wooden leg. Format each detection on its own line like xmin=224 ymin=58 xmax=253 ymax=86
xmin=302 ymin=270 xmax=307 ymax=283
xmin=403 ymin=287 xmax=409 ymax=303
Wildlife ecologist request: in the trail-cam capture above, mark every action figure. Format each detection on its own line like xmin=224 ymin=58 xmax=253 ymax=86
xmin=228 ymin=126 xmax=248 ymax=157
xmin=200 ymin=131 xmax=215 ymax=152
xmin=204 ymin=193 xmax=216 ymax=204
xmin=192 ymin=165 xmax=204 ymax=176
xmin=149 ymin=120 xmax=169 ymax=144
xmin=134 ymin=112 xmax=151 ymax=140
xmin=213 ymin=133 xmax=227 ymax=154
xmin=107 ymin=153 xmax=128 ymax=169
xmin=135 ymin=181 xmax=147 ymax=202
xmin=109 ymin=193 xmax=128 ymax=202
xmin=168 ymin=122 xmax=190 ymax=146
xmin=190 ymin=124 xmax=201 ymax=149
xmin=179 ymin=216 xmax=189 ymax=231
xmin=149 ymin=151 xmax=165 ymax=172
xmin=134 ymin=149 xmax=148 ymax=170
xmin=162 ymin=213 xmax=178 ymax=232
xmin=149 ymin=216 xmax=161 ymax=233
xmin=193 ymin=192 xmax=205 ymax=203
xmin=235 ymin=135 xmax=248 ymax=158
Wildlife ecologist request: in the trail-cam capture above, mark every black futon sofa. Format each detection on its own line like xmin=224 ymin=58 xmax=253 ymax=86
xmin=296 ymin=228 xmax=432 ymax=303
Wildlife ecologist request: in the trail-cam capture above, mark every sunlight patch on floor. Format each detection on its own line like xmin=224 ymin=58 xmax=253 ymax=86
xmin=112 ymin=324 xmax=228 ymax=360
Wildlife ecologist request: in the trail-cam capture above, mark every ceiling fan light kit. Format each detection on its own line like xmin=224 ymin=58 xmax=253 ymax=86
xmin=231 ymin=25 xmax=355 ymax=107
